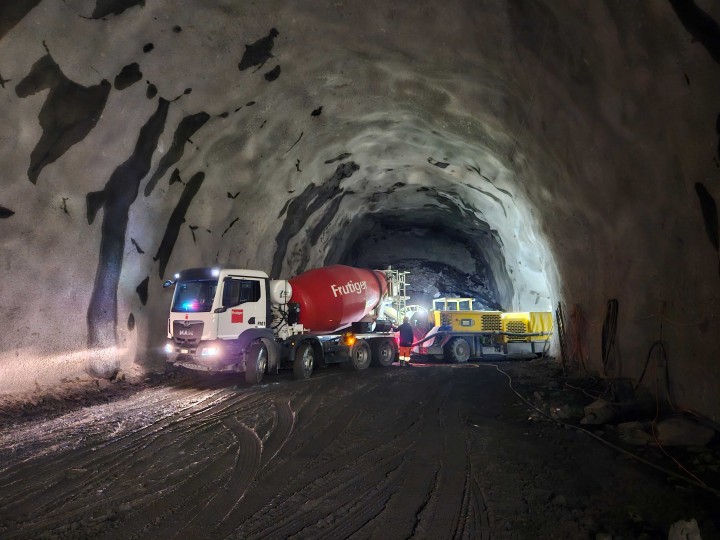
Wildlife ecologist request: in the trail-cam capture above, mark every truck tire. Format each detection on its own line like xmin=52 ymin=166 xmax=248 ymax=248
xmin=348 ymin=340 xmax=372 ymax=371
xmin=444 ymin=337 xmax=470 ymax=364
xmin=370 ymin=338 xmax=396 ymax=367
xmin=293 ymin=342 xmax=314 ymax=380
xmin=245 ymin=341 xmax=268 ymax=384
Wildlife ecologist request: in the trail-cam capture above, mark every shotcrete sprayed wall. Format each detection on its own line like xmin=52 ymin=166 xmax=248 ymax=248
xmin=0 ymin=1 xmax=719 ymax=421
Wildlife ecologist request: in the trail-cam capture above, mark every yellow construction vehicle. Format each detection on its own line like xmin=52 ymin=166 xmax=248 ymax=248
xmin=414 ymin=298 xmax=553 ymax=363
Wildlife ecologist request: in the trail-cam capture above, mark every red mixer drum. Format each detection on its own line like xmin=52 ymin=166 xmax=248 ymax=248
xmin=288 ymin=265 xmax=389 ymax=333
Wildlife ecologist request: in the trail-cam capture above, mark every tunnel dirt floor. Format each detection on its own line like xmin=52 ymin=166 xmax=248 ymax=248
xmin=0 ymin=361 xmax=718 ymax=540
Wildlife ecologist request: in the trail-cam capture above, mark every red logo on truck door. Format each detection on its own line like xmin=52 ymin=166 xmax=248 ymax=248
xmin=231 ymin=309 xmax=244 ymax=323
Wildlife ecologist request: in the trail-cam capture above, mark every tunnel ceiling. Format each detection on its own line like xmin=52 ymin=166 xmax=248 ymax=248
xmin=2 ymin=1 xmax=720 ymax=421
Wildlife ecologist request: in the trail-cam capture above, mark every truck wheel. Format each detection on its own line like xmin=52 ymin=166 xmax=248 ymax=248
xmin=245 ymin=342 xmax=268 ymax=384
xmin=444 ymin=337 xmax=470 ymax=364
xmin=348 ymin=340 xmax=372 ymax=371
xmin=370 ymin=338 xmax=396 ymax=367
xmin=293 ymin=342 xmax=314 ymax=380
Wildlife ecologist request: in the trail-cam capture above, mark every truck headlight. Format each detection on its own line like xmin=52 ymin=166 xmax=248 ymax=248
xmin=164 ymin=342 xmax=174 ymax=354
xmin=201 ymin=346 xmax=220 ymax=356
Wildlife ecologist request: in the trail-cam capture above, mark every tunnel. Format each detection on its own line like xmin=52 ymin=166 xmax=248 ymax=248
xmin=2 ymin=0 xmax=719 ymax=416
xmin=0 ymin=0 xmax=570 ymax=385
xmin=1 ymin=1 xmax=720 ymax=537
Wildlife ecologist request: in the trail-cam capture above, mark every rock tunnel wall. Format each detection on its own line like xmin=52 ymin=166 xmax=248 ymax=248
xmin=0 ymin=1 xmax=719 ymax=421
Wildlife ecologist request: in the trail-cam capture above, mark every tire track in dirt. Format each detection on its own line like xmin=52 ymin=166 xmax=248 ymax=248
xmin=0 ymin=365 xmax=507 ymax=539
xmin=103 ymin=390 xmax=295 ymax=539
xmin=144 ymin=379 xmax=330 ymax=538
xmin=370 ymin=373 xmax=453 ymax=539
xmin=457 ymin=466 xmax=493 ymax=540
xmin=0 ymin=386 xmax=247 ymax=521
xmin=0 ymin=383 xmax=277 ymax=538
xmin=0 ymin=385 xmax=226 ymax=475
xmin=456 ymin=416 xmax=494 ymax=540
xmin=413 ymin=373 xmax=494 ymax=539
xmin=220 ymin=377 xmax=391 ymax=536
xmin=236 ymin=369 xmax=458 ymax=540
xmin=212 ymin=375 xmax=394 ymax=536
xmin=4 ymin=384 xmax=231 ymax=474
xmin=2 ymin=417 xmax=238 ymax=538
xmin=0 ymin=383 xmax=234 ymax=479
xmin=3 ymin=363 xmax=717 ymax=539
xmin=162 ymin=415 xmax=263 ymax=539
xmin=104 ymin=382 xmax=313 ymax=538
xmin=251 ymin=452 xmax=408 ymax=540
xmin=173 ymin=398 xmax=296 ymax=539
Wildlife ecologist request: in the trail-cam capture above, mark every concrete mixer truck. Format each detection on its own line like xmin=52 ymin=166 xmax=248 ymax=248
xmin=162 ymin=265 xmax=400 ymax=383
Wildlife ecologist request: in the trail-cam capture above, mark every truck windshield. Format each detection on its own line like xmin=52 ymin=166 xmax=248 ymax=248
xmin=171 ymin=280 xmax=218 ymax=312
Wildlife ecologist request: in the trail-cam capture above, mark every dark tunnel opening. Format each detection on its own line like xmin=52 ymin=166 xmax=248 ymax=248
xmin=326 ymin=211 xmax=508 ymax=311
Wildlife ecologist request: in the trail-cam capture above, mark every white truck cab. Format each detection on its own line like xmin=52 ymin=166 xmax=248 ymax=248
xmin=164 ymin=267 xmax=280 ymax=382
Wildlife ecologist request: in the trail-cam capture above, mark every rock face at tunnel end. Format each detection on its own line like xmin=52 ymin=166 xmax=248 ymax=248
xmin=1 ymin=1 xmax=720 ymax=422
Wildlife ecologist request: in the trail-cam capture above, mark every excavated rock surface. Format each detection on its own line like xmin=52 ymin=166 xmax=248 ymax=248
xmin=1 ymin=1 xmax=720 ymax=426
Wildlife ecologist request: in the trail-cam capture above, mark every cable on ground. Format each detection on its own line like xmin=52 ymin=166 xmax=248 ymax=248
xmin=478 ymin=362 xmax=720 ymax=498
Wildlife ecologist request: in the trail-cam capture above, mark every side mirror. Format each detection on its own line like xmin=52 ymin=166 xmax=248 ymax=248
xmin=163 ymin=280 xmax=175 ymax=288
